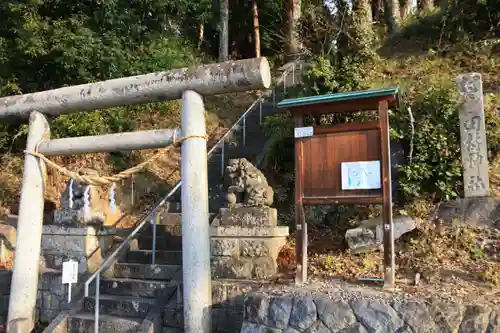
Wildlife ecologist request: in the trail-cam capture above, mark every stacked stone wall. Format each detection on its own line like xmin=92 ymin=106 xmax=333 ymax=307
xmin=241 ymin=292 xmax=500 ymax=333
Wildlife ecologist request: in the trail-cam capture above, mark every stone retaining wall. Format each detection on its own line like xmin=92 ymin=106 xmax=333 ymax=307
xmin=241 ymin=292 xmax=500 ymax=333
xmin=164 ymin=280 xmax=264 ymax=333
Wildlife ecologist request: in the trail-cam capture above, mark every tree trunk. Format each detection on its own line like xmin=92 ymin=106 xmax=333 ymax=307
xmin=352 ymin=0 xmax=374 ymax=52
xmin=252 ymin=0 xmax=261 ymax=58
xmin=219 ymin=0 xmax=229 ymax=61
xmin=400 ymin=0 xmax=413 ymax=19
xmin=372 ymin=0 xmax=384 ymax=22
xmin=383 ymin=0 xmax=400 ymax=33
xmin=418 ymin=0 xmax=434 ymax=11
xmin=439 ymin=0 xmax=449 ymax=11
xmin=198 ymin=22 xmax=204 ymax=50
xmin=285 ymin=0 xmax=301 ymax=56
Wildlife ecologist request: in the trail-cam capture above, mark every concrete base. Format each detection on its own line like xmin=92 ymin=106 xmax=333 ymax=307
xmin=210 ymin=206 xmax=289 ymax=279
xmin=36 ymin=225 xmax=116 ymax=324
xmin=40 ymin=225 xmax=116 ymax=274
xmin=437 ymin=196 xmax=500 ymax=228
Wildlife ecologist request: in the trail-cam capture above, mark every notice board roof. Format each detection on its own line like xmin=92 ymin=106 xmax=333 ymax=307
xmin=277 ymin=87 xmax=399 ymax=111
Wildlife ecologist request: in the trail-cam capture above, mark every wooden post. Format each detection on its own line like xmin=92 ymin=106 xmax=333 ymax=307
xmin=294 ymin=113 xmax=307 ymax=285
xmin=379 ymin=100 xmax=395 ymax=289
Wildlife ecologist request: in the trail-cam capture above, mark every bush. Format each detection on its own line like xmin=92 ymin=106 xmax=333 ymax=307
xmin=392 ymin=83 xmax=463 ymax=200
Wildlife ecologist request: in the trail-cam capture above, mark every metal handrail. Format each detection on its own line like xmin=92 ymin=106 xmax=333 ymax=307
xmin=83 ymin=62 xmax=302 ymax=332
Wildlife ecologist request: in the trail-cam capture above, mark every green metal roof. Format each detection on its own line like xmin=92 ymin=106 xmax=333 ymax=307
xmin=276 ymin=87 xmax=399 ymax=109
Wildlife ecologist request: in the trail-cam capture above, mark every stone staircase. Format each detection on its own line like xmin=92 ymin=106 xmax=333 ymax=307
xmin=63 ymin=208 xmax=183 ymax=333
xmin=43 ymin=63 xmax=304 ymax=333
xmin=52 ymin=101 xmax=281 ymax=333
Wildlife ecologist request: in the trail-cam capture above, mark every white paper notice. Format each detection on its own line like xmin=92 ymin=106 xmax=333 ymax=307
xmin=62 ymin=260 xmax=78 ymax=284
xmin=341 ymin=161 xmax=381 ymax=190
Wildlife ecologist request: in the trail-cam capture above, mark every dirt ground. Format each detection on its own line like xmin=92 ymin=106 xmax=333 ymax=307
xmin=276 ymin=224 xmax=500 ymax=306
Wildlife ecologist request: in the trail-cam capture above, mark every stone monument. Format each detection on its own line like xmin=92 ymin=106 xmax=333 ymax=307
xmin=455 ymin=73 xmax=489 ymax=197
xmin=210 ymin=158 xmax=288 ymax=279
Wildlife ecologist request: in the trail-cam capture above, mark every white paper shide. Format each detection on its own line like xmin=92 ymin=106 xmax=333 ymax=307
xmin=341 ymin=161 xmax=381 ymax=190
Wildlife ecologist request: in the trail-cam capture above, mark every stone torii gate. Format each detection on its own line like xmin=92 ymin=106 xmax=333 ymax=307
xmin=0 ymin=58 xmax=271 ymax=333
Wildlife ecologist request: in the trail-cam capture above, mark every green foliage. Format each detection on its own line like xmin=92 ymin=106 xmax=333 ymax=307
xmin=0 ymin=0 xmax=201 ymax=155
xmin=392 ymin=83 xmax=463 ymax=200
xmin=266 ymin=61 xmax=498 ymax=211
xmin=485 ymin=94 xmax=500 ymax=157
xmin=52 ymin=113 xmax=105 ymax=138
xmin=393 ymin=0 xmax=499 ymax=48
xmin=302 ymin=55 xmax=367 ymax=96
xmin=262 ymin=111 xmax=295 ymax=205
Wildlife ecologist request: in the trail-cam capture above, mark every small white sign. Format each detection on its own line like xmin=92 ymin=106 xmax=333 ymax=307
xmin=294 ymin=126 xmax=314 ymax=138
xmin=62 ymin=260 xmax=78 ymax=284
xmin=341 ymin=161 xmax=381 ymax=190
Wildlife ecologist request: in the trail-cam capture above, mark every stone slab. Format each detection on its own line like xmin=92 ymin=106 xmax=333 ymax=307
xmin=345 ymin=216 xmax=416 ymax=253
xmin=53 ymin=209 xmax=105 ymax=226
xmin=42 ymin=225 xmax=117 ymax=236
xmin=41 ymin=234 xmax=99 ymax=254
xmin=239 ymin=238 xmax=287 ymax=258
xmin=210 ymin=238 xmax=287 ymax=258
xmin=41 ymin=250 xmax=102 ymax=274
xmin=212 ymin=256 xmax=277 ymax=279
xmin=212 ymin=206 xmax=278 ymax=227
xmin=437 ymin=197 xmax=500 ymax=228
xmin=211 ymin=238 xmax=239 ymax=257
xmin=210 ymin=226 xmax=289 ymax=237
xmin=456 ymin=73 xmax=489 ymax=197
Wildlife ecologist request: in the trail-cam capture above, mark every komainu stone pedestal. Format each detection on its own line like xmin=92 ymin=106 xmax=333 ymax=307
xmin=41 ymin=225 xmax=115 ymax=274
xmin=37 ymin=172 xmax=119 ymax=323
xmin=211 ymin=158 xmax=289 ymax=279
xmin=210 ymin=206 xmax=288 ymax=279
xmin=41 ymin=172 xmax=118 ymax=273
xmin=38 ymin=225 xmax=116 ymax=322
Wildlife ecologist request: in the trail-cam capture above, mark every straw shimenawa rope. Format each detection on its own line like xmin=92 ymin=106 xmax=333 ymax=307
xmin=24 ymin=134 xmax=208 ymax=186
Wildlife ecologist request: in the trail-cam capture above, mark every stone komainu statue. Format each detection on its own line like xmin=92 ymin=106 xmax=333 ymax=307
xmin=224 ymin=158 xmax=274 ymax=207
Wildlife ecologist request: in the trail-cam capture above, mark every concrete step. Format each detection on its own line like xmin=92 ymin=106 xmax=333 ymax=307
xmin=114 ymin=263 xmax=181 ymax=280
xmin=152 ymin=212 xmax=182 ymax=226
xmin=163 ymin=328 xmax=184 ymax=333
xmin=84 ymin=295 xmax=159 ymax=318
xmin=67 ymin=313 xmax=142 ymax=333
xmin=125 ymin=250 xmax=182 ymax=265
xmin=141 ymin=225 xmax=181 ymax=239
xmin=100 ymin=277 xmax=179 ymax=298
xmin=137 ymin=235 xmax=182 ymax=251
xmin=163 ymin=297 xmax=184 ymax=329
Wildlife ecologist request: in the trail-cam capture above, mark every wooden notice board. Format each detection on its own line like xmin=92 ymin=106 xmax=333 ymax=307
xmin=277 ymin=88 xmax=399 ymax=288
